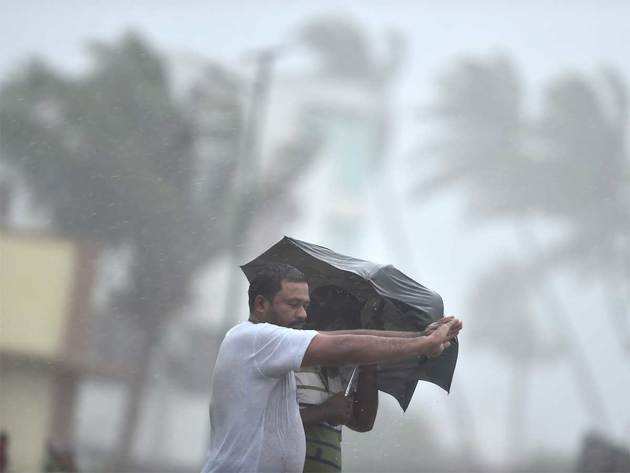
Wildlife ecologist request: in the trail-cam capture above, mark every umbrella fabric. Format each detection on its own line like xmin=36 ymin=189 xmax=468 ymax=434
xmin=241 ymin=236 xmax=459 ymax=411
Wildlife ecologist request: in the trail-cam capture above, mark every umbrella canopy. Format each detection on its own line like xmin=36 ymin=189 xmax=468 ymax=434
xmin=241 ymin=236 xmax=459 ymax=411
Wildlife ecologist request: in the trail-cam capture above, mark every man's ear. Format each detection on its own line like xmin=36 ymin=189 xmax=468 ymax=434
xmin=254 ymin=295 xmax=270 ymax=314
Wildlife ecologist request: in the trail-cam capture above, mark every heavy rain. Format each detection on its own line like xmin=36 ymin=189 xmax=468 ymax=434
xmin=0 ymin=1 xmax=628 ymax=472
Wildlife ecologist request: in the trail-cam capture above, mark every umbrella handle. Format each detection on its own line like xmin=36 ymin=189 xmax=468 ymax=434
xmin=344 ymin=366 xmax=359 ymax=397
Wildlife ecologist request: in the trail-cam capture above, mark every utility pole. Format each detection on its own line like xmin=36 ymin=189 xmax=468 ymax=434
xmin=218 ymin=46 xmax=284 ymax=337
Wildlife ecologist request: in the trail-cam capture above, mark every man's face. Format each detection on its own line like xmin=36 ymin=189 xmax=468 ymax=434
xmin=259 ymin=280 xmax=310 ymax=329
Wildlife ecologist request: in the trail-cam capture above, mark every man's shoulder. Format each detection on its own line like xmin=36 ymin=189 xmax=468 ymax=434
xmin=225 ymin=322 xmax=318 ymax=358
xmin=225 ymin=321 xmax=297 ymax=341
xmin=220 ymin=322 xmax=258 ymax=347
xmin=246 ymin=321 xmax=309 ymax=338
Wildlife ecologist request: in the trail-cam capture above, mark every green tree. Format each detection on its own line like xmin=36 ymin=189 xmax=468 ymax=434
xmin=344 ymin=401 xmax=447 ymax=472
xmin=0 ymin=32 xmax=319 ymax=469
xmin=468 ymin=261 xmax=564 ymax=458
xmin=414 ymin=55 xmax=533 ymax=462
xmin=299 ymin=14 xmax=406 ymax=211
xmin=299 ymin=16 xmax=480 ymax=465
xmin=534 ymin=71 xmax=630 ymax=351
xmin=415 ymin=55 xmax=531 ymax=214
xmin=300 ymin=15 xmax=404 ymax=83
xmin=414 ymin=54 xmax=627 ymax=457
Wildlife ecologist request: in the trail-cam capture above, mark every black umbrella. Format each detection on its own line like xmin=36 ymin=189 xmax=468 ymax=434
xmin=241 ymin=236 xmax=459 ymax=411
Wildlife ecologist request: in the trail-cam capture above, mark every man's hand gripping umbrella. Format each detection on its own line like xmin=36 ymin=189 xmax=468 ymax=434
xmin=342 ymin=315 xmax=462 ymax=411
xmin=423 ymin=316 xmax=463 ymax=358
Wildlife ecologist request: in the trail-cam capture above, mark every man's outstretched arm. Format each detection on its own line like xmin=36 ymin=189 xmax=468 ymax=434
xmin=320 ymin=316 xmax=456 ymax=339
xmin=342 ymin=317 xmax=458 ymax=430
xmin=302 ymin=319 xmax=461 ymax=368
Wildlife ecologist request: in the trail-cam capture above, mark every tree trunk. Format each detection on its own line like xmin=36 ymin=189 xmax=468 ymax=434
xmin=516 ymin=226 xmax=609 ymax=426
xmin=374 ymin=175 xmax=480 ymax=465
xmin=603 ymin=267 xmax=630 ymax=356
xmin=111 ymin=320 xmax=162 ymax=471
xmin=508 ymin=361 xmax=529 ymax=463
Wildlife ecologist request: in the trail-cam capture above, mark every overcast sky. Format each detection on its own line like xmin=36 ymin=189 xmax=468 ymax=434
xmin=3 ymin=1 xmax=628 ymax=80
xmin=4 ymin=0 xmax=628 ymax=165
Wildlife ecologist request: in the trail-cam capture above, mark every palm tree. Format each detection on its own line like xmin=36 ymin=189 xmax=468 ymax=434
xmin=298 ymin=14 xmax=399 ymax=246
xmin=1 ymin=34 xmax=203 ymax=467
xmin=533 ymin=70 xmax=630 ymax=352
xmin=413 ymin=55 xmax=530 ymax=214
xmin=414 ymin=54 xmax=617 ymax=449
xmin=468 ymin=260 xmax=565 ymax=459
xmin=299 ymin=15 xmax=481 ymax=464
xmin=0 ymin=32 xmax=320 ymax=469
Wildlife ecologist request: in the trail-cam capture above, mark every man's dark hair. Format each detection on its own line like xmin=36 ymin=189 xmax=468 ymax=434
xmin=247 ymin=263 xmax=307 ymax=312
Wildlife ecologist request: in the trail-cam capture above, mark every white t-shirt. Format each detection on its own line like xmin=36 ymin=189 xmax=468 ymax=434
xmin=201 ymin=321 xmax=319 ymax=473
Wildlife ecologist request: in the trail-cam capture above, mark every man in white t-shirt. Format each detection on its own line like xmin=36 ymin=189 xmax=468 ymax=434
xmin=201 ymin=263 xmax=462 ymax=473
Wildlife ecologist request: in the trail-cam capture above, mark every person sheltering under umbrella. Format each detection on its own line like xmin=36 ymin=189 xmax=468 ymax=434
xmin=295 ymin=285 xmax=377 ymax=472
xmin=200 ymin=263 xmax=462 ymax=473
xmin=295 ymin=285 xmax=454 ymax=472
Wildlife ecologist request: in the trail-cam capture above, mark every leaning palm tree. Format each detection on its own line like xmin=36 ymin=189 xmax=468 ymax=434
xmin=468 ymin=261 xmax=565 ymax=459
xmin=1 ymin=35 xmax=208 ymax=468
xmin=533 ymin=70 xmax=630 ymax=353
xmin=300 ymin=16 xmax=378 ymax=80
xmin=413 ymin=54 xmax=611 ymax=436
xmin=413 ymin=55 xmax=530 ymax=213
xmin=299 ymin=15 xmax=480 ymax=463
xmin=0 ymin=32 xmax=320 ymax=470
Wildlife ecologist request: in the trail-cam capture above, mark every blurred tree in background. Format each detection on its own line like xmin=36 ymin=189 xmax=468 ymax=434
xmin=300 ymin=16 xmax=481 ymax=468
xmin=416 ymin=54 xmax=629 ymax=460
xmin=535 ymin=71 xmax=630 ymax=352
xmin=468 ymin=261 xmax=565 ymax=458
xmin=1 ymin=34 xmax=201 ymax=467
xmin=344 ymin=403 xmax=447 ymax=472
xmin=0 ymin=32 xmax=320 ymax=469
xmin=417 ymin=56 xmax=529 ymax=213
xmin=299 ymin=15 xmax=411 ymax=244
xmin=300 ymin=15 xmax=404 ymax=83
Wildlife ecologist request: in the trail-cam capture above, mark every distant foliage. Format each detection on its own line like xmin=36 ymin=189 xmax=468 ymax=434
xmin=0 ymin=31 xmax=320 ymax=325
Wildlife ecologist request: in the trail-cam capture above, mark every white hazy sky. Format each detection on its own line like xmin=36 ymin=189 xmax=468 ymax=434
xmin=3 ymin=0 xmax=628 ymax=169
xmin=2 ymin=0 xmax=629 ymax=80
